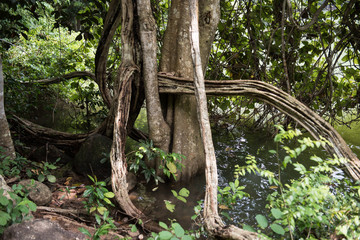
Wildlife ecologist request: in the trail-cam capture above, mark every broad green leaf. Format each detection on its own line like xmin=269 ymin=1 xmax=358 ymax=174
xmin=243 ymin=224 xmax=256 ymax=232
xmin=179 ymin=188 xmax=190 ymax=197
xmin=271 ymin=208 xmax=283 ymax=219
xmin=255 ymin=214 xmax=268 ymax=229
xmin=46 ymin=175 xmax=56 ymax=183
xmin=0 ymin=211 xmax=10 ymax=226
xmin=172 ymin=222 xmax=185 ymax=237
xmin=38 ymin=174 xmax=45 ymax=182
xmin=159 ymin=230 xmax=173 ymax=240
xmin=0 ymin=196 xmax=10 ymax=206
xmin=181 ymin=236 xmax=193 ymax=240
xmin=166 ymin=162 xmax=177 ymax=173
xmin=159 ymin=221 xmax=168 ymax=230
xmin=28 ymin=201 xmax=37 ymax=211
xmin=270 ymin=223 xmax=285 ymax=235
xmin=104 ymin=192 xmax=115 ymax=198
xmin=97 ymin=206 xmax=107 ymax=215
xmin=131 ymin=224 xmax=138 ymax=232
xmin=177 ymin=196 xmax=187 ymax=203
xmin=164 ymin=200 xmax=175 ymax=212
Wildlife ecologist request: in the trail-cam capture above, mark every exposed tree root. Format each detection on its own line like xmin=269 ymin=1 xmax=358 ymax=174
xmin=158 ymin=76 xmax=360 ymax=181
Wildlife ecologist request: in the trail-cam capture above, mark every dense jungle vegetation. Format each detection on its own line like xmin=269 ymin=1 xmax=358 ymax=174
xmin=1 ymin=0 xmax=360 ymax=239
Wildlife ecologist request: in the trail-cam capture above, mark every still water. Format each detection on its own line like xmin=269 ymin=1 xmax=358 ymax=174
xmin=142 ymin=123 xmax=360 ymax=229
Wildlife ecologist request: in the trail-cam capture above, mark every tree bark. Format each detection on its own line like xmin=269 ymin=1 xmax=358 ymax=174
xmin=158 ymin=76 xmax=360 ymax=180
xmin=0 ymin=56 xmax=16 ymax=160
xmin=159 ymin=0 xmax=220 ymax=181
xmin=189 ymin=2 xmax=258 ymax=239
xmin=137 ymin=0 xmax=170 ymax=155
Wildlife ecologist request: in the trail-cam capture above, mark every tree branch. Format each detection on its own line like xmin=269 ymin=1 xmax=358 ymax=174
xmin=95 ymin=0 xmax=122 ymax=108
xmin=20 ymin=71 xmax=96 ymax=85
xmin=287 ymin=0 xmax=329 ymax=31
xmin=158 ymin=75 xmax=360 ymax=181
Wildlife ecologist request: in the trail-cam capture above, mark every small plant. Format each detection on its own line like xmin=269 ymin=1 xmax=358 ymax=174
xmin=217 ymin=178 xmax=249 ymax=220
xmin=79 ymin=210 xmax=117 ymax=240
xmin=148 ymin=220 xmax=195 ymax=240
xmin=129 ymin=141 xmax=185 ymax=184
xmin=31 ymin=159 xmax=59 ymax=183
xmin=82 ymin=175 xmax=115 ymax=215
xmin=0 ymin=148 xmax=32 ymax=178
xmin=236 ymin=125 xmax=360 ymax=239
xmin=0 ymin=184 xmax=37 ymax=234
xmin=164 ymin=188 xmax=190 ymax=213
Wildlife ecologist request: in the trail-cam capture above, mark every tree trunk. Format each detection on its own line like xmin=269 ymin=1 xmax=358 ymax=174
xmin=159 ymin=0 xmax=220 ymax=181
xmin=137 ymin=0 xmax=170 ymax=159
xmin=0 ymin=56 xmax=16 ymax=160
xmin=189 ymin=2 xmax=258 ymax=239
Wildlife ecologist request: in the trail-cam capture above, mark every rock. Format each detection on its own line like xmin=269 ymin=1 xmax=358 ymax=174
xmin=73 ymin=134 xmax=112 ymax=179
xmin=30 ymin=144 xmax=72 ymax=164
xmin=127 ymin=172 xmax=137 ymax=192
xmin=2 ymin=219 xmax=86 ymax=240
xmin=0 ymin=175 xmax=12 ymax=196
xmin=18 ymin=179 xmax=52 ymax=206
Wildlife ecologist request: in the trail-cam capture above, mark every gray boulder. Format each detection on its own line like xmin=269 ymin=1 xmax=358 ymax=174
xmin=73 ymin=134 xmax=112 ymax=179
xmin=18 ymin=179 xmax=52 ymax=206
xmin=2 ymin=219 xmax=86 ymax=240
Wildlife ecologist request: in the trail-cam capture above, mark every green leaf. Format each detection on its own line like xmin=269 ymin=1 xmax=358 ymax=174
xmin=164 ymin=200 xmax=175 ymax=213
xmin=271 ymin=208 xmax=283 ymax=219
xmin=166 ymin=162 xmax=177 ymax=174
xmin=131 ymin=224 xmax=138 ymax=232
xmin=243 ymin=224 xmax=256 ymax=232
xmin=159 ymin=221 xmax=169 ymax=230
xmin=97 ymin=206 xmax=107 ymax=215
xmin=78 ymin=227 xmax=92 ymax=237
xmin=38 ymin=174 xmax=45 ymax=182
xmin=172 ymin=222 xmax=185 ymax=237
xmin=268 ymin=149 xmax=277 ymax=154
xmin=0 ymin=211 xmax=10 ymax=226
xmin=0 ymin=196 xmax=10 ymax=206
xmin=177 ymin=196 xmax=187 ymax=203
xmin=159 ymin=230 xmax=173 ymax=240
xmin=46 ymin=175 xmax=56 ymax=183
xmin=179 ymin=188 xmax=190 ymax=197
xmin=27 ymin=201 xmax=37 ymax=211
xmin=255 ymin=214 xmax=268 ymax=229
xmin=104 ymin=192 xmax=115 ymax=198
xmin=270 ymin=223 xmax=285 ymax=235
xmin=181 ymin=236 xmax=193 ymax=240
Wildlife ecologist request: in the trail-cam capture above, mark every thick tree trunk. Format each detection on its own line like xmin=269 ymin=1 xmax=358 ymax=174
xmin=0 ymin=56 xmax=16 ymax=160
xmin=137 ymin=0 xmax=170 ymax=158
xmin=159 ymin=0 xmax=220 ymax=181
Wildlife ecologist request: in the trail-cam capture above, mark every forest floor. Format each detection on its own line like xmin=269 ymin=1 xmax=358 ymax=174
xmin=6 ymin=166 xmax=142 ymax=240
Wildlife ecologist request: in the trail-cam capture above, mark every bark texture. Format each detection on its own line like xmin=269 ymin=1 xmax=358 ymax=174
xmin=159 ymin=0 xmax=220 ymax=181
xmin=158 ymin=76 xmax=360 ymax=180
xmin=189 ymin=2 xmax=258 ymax=239
xmin=0 ymin=56 xmax=16 ymax=160
xmin=137 ymin=0 xmax=170 ymax=155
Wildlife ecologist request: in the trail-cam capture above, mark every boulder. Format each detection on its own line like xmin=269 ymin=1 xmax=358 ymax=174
xmin=0 ymin=175 xmax=12 ymax=199
xmin=18 ymin=179 xmax=52 ymax=206
xmin=2 ymin=219 xmax=86 ymax=240
xmin=73 ymin=134 xmax=112 ymax=179
xmin=30 ymin=144 xmax=72 ymax=164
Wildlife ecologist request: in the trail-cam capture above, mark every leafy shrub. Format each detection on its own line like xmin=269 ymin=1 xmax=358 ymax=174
xmin=129 ymin=141 xmax=185 ymax=184
xmin=0 ymin=184 xmax=37 ymax=234
xmin=82 ymin=175 xmax=115 ymax=215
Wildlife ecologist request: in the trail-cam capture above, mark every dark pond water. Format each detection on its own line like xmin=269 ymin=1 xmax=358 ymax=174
xmin=137 ymin=122 xmax=360 ymax=230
